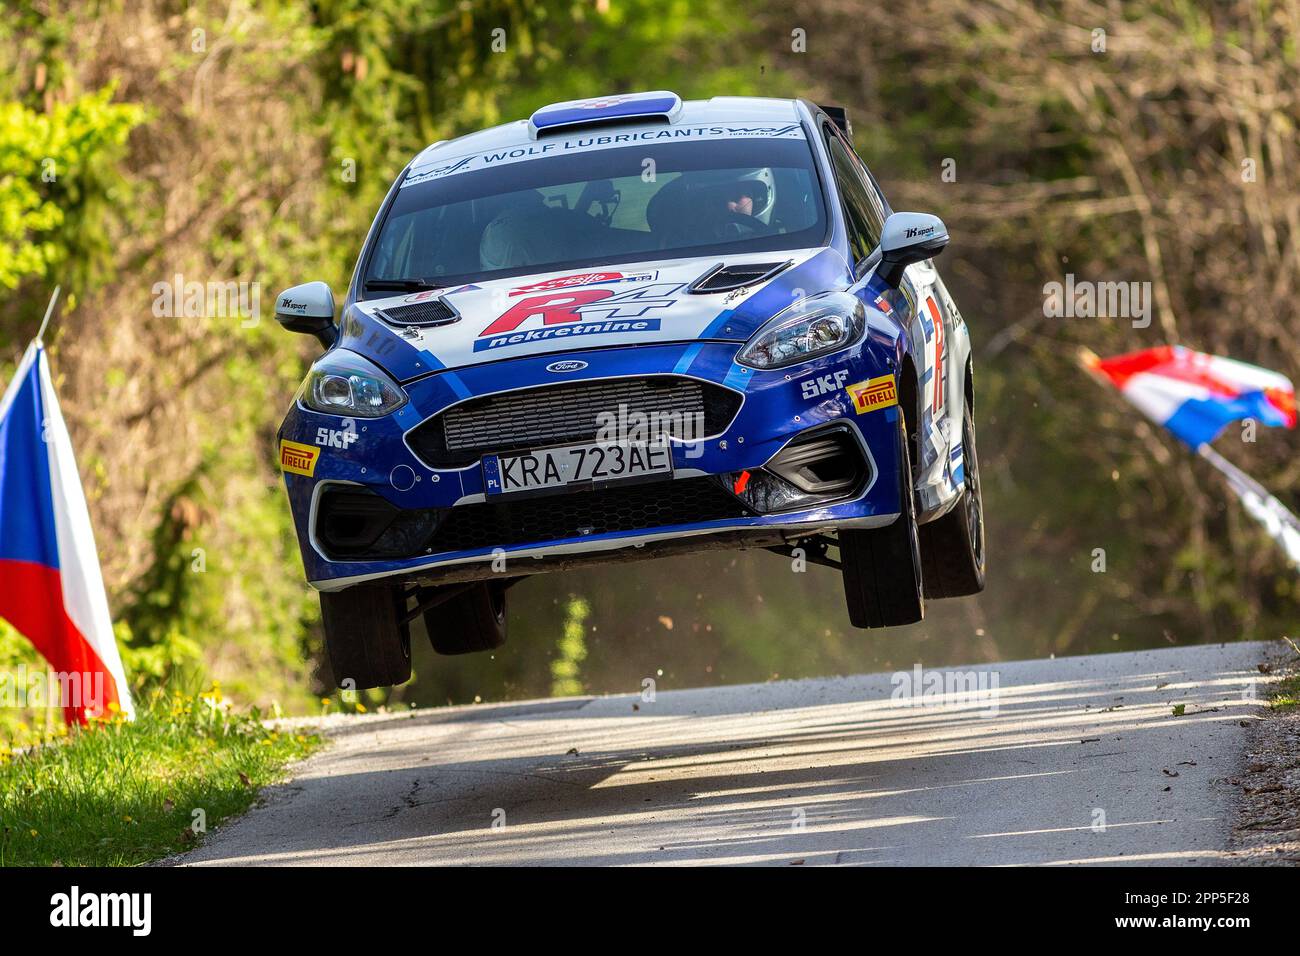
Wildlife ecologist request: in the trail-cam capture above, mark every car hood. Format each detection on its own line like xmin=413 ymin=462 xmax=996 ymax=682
xmin=338 ymin=247 xmax=850 ymax=382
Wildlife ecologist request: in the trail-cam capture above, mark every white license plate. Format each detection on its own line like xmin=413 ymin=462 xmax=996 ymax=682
xmin=484 ymin=441 xmax=673 ymax=495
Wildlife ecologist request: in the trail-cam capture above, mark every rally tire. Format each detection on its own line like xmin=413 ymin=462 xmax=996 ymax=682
xmin=919 ymin=400 xmax=986 ymax=598
xmin=840 ymin=414 xmax=925 ymax=628
xmin=320 ymin=585 xmax=411 ymax=689
xmin=425 ymin=581 xmax=508 ymax=655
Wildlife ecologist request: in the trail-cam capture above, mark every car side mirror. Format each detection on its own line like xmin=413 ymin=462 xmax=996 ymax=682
xmin=274 ymin=282 xmax=337 ymax=348
xmin=875 ymin=212 xmax=949 ymax=287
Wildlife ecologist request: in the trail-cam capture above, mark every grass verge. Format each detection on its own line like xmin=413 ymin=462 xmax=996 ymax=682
xmin=0 ymin=686 xmax=320 ymax=866
xmin=1271 ymin=672 xmax=1300 ymax=711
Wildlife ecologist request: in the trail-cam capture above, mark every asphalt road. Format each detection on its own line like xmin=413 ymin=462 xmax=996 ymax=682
xmin=177 ymin=641 xmax=1277 ymax=866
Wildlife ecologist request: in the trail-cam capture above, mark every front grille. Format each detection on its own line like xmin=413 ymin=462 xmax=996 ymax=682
xmin=376 ymin=298 xmax=458 ymax=327
xmin=430 ymin=476 xmax=750 ymax=554
xmin=408 ymin=375 xmax=743 ymax=469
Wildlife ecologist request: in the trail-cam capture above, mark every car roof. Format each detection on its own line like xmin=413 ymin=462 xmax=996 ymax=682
xmin=406 ymin=95 xmax=805 ymax=176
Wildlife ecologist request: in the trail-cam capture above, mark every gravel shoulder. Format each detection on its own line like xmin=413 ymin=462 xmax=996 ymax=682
xmin=1229 ymin=642 xmax=1300 ymax=864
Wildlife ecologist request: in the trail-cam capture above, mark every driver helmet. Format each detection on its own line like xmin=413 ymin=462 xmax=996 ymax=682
xmin=689 ymin=168 xmax=777 ymax=224
xmin=731 ymin=167 xmax=776 ymax=223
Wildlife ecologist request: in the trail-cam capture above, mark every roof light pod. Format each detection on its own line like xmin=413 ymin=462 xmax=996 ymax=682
xmin=528 ymin=91 xmax=683 ymax=139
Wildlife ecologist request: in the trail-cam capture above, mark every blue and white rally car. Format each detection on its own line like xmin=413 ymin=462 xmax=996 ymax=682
xmin=274 ymin=92 xmax=985 ymax=689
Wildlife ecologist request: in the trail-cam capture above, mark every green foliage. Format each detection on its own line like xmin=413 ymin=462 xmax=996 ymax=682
xmin=550 ymin=595 xmax=590 ymax=697
xmin=0 ymin=687 xmax=319 ymax=866
xmin=0 ymin=86 xmax=142 ymax=289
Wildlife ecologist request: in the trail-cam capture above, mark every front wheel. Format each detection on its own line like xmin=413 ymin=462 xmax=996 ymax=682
xmin=839 ymin=414 xmax=925 ymax=628
xmin=425 ymin=581 xmax=508 ymax=655
xmin=320 ymin=584 xmax=412 ymax=689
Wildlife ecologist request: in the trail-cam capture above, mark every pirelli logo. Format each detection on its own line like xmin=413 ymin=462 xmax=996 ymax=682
xmin=279 ymin=439 xmax=320 ymax=477
xmin=847 ymin=375 xmax=898 ymax=414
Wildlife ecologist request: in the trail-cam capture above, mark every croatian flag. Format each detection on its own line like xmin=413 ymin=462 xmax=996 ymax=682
xmin=1085 ymin=344 xmax=1300 ymax=572
xmin=0 ymin=342 xmax=133 ymax=723
xmin=1087 ymin=345 xmax=1296 ymax=448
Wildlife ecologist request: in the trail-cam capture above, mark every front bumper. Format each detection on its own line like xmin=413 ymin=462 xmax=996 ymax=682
xmin=279 ymin=339 xmax=906 ymax=591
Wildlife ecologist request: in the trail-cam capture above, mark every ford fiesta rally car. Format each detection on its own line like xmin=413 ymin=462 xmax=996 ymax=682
xmin=274 ymin=92 xmax=985 ymax=689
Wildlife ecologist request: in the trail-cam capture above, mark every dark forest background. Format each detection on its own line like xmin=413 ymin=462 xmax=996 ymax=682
xmin=1 ymin=0 xmax=1296 ymax=727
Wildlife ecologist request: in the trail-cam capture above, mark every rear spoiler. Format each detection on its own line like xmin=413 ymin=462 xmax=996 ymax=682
xmin=819 ymin=104 xmax=852 ymax=138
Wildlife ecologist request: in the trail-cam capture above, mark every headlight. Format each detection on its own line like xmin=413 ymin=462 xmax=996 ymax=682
xmin=300 ymin=350 xmax=407 ymax=417
xmin=736 ymin=292 xmax=866 ymax=370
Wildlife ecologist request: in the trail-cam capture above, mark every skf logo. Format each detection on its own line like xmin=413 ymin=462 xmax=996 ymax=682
xmin=279 ymin=439 xmax=320 ymax=476
xmin=316 ymin=427 xmax=358 ymax=449
xmin=800 ymin=369 xmax=850 ymax=400
xmin=847 ymin=375 xmax=898 ymax=414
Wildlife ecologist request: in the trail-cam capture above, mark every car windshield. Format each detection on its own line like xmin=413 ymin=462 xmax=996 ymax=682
xmin=362 ymin=136 xmax=827 ymax=292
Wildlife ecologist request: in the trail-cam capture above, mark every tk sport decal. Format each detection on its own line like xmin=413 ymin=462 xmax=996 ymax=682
xmin=800 ymin=369 xmax=850 ymax=400
xmin=475 ymin=283 xmax=685 ymax=353
xmin=847 ymin=375 xmax=898 ymax=415
xmin=280 ymin=439 xmax=320 ymax=477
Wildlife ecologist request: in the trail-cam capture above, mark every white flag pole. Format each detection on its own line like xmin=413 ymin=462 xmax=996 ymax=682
xmin=1196 ymin=444 xmax=1300 ymax=572
xmin=35 ymin=285 xmax=61 ymax=344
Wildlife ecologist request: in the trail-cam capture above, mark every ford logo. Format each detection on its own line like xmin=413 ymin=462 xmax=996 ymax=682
xmin=546 ymin=360 xmax=588 ymax=373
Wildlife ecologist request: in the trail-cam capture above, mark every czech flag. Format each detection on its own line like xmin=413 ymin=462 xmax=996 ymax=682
xmin=1085 ymin=345 xmax=1296 ymax=447
xmin=0 ymin=342 xmax=133 ymax=723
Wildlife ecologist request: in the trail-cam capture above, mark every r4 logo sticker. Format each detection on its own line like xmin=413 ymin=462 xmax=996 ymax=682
xmin=481 ymin=283 xmax=683 ymax=336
